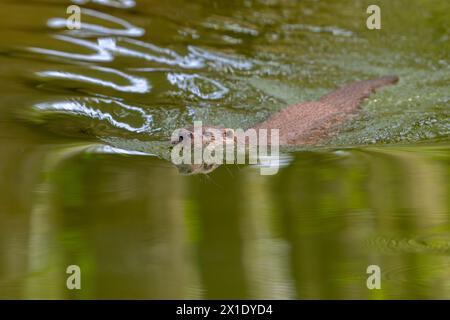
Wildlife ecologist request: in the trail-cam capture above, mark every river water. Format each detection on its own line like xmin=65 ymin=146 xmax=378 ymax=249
xmin=0 ymin=0 xmax=448 ymax=299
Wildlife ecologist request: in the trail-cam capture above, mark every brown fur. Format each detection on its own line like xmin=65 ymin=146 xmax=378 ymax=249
xmin=252 ymin=76 xmax=398 ymax=145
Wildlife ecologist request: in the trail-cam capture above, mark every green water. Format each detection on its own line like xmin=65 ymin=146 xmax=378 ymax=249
xmin=0 ymin=0 xmax=449 ymax=299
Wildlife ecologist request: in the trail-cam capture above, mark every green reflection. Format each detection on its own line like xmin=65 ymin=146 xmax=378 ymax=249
xmin=0 ymin=0 xmax=449 ymax=300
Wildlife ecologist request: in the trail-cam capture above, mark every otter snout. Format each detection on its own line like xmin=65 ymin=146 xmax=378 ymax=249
xmin=171 ymin=128 xmax=193 ymax=145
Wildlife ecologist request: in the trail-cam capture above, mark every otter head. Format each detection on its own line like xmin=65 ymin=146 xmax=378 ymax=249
xmin=170 ymin=125 xmax=235 ymax=175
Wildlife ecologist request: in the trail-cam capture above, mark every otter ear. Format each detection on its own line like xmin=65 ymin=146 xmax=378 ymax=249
xmin=223 ymin=128 xmax=235 ymax=140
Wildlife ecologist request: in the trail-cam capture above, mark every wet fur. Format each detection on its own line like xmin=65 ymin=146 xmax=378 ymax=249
xmin=252 ymin=76 xmax=399 ymax=145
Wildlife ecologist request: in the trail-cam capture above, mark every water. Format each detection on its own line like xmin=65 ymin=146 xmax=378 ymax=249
xmin=0 ymin=0 xmax=449 ymax=299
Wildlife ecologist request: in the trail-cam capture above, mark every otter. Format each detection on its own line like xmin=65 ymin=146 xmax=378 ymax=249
xmin=171 ymin=76 xmax=399 ymax=174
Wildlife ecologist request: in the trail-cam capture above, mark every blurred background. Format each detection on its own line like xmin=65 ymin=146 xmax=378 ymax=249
xmin=0 ymin=0 xmax=448 ymax=299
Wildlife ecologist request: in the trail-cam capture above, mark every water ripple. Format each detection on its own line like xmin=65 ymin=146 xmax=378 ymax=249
xmin=98 ymin=37 xmax=204 ymax=69
xmin=36 ymin=66 xmax=151 ymax=93
xmin=282 ymin=24 xmax=353 ymax=37
xmin=366 ymin=233 xmax=450 ymax=255
xmin=202 ymin=16 xmax=259 ymax=36
xmin=167 ymin=73 xmax=229 ymax=100
xmin=29 ymin=35 xmax=113 ymax=62
xmin=72 ymin=0 xmax=136 ymax=9
xmin=48 ymin=8 xmax=144 ymax=37
xmin=33 ymin=97 xmax=153 ymax=134
xmin=188 ymin=46 xmax=253 ymax=71
xmin=90 ymin=144 xmax=152 ymax=156
xmin=383 ymin=262 xmax=450 ymax=289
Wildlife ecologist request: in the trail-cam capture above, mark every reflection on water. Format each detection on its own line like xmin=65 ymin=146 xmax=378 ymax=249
xmin=0 ymin=0 xmax=449 ymax=299
xmin=72 ymin=0 xmax=136 ymax=9
xmin=282 ymin=24 xmax=354 ymax=37
xmin=102 ymin=37 xmax=205 ymax=69
xmin=187 ymin=46 xmax=253 ymax=71
xmin=34 ymin=97 xmax=153 ymax=133
xmin=0 ymin=141 xmax=448 ymax=299
xmin=37 ymin=66 xmax=151 ymax=93
xmin=30 ymin=35 xmax=113 ymax=62
xmin=47 ymin=7 xmax=144 ymax=37
xmin=167 ymin=73 xmax=229 ymax=100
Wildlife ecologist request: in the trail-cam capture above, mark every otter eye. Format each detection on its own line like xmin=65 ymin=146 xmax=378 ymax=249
xmin=178 ymin=135 xmax=184 ymax=142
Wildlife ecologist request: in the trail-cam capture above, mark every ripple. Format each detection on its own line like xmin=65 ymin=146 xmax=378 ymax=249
xmin=29 ymin=35 xmax=113 ymax=62
xmin=188 ymin=46 xmax=253 ymax=71
xmin=47 ymin=8 xmax=144 ymax=37
xmin=167 ymin=73 xmax=229 ymax=100
xmin=89 ymin=144 xmax=152 ymax=156
xmin=202 ymin=16 xmax=259 ymax=36
xmin=282 ymin=24 xmax=353 ymax=37
xmin=382 ymin=261 xmax=450 ymax=289
xmin=36 ymin=66 xmax=151 ymax=93
xmin=366 ymin=233 xmax=450 ymax=255
xmin=33 ymin=97 xmax=153 ymax=134
xmin=252 ymin=154 xmax=293 ymax=173
xmin=72 ymin=0 xmax=136 ymax=9
xmin=98 ymin=37 xmax=204 ymax=69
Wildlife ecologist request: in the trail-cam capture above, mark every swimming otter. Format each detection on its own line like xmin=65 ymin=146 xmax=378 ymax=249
xmin=171 ymin=76 xmax=399 ymax=174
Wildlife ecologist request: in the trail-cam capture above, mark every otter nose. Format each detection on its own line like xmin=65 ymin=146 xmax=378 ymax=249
xmin=171 ymin=130 xmax=193 ymax=145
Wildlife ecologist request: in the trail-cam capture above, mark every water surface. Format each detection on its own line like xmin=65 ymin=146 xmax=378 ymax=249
xmin=0 ymin=0 xmax=448 ymax=299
